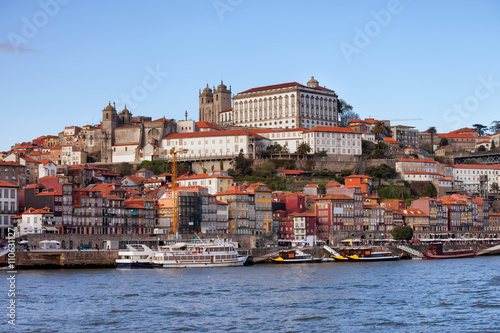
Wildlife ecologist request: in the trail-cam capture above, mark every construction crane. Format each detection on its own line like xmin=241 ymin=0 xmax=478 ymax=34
xmin=388 ymin=118 xmax=423 ymax=122
xmin=170 ymin=148 xmax=188 ymax=236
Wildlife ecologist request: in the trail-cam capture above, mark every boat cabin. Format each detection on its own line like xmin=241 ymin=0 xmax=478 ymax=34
xmin=427 ymin=243 xmax=444 ymax=255
xmin=279 ymin=249 xmax=298 ymax=259
xmin=338 ymin=247 xmax=373 ymax=258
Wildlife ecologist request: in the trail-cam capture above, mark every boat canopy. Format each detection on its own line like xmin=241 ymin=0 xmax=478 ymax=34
xmin=170 ymin=242 xmax=188 ymax=249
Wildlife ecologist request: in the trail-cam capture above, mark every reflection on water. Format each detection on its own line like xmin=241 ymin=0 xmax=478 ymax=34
xmin=6 ymin=257 xmax=500 ymax=332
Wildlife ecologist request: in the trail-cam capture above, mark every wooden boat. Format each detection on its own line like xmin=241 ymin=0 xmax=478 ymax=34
xmin=269 ymin=249 xmax=323 ymax=264
xmin=422 ymin=242 xmax=476 ymax=260
xmin=346 ymin=251 xmax=402 ymax=262
xmin=338 ymin=247 xmax=402 ymax=262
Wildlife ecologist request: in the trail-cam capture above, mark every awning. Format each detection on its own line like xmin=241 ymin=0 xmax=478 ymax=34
xmin=44 ymin=227 xmax=57 ymax=232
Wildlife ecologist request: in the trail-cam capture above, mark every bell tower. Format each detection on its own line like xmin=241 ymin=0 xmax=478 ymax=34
xmin=199 ymin=82 xmax=231 ymax=125
xmin=199 ymin=84 xmax=213 ymax=123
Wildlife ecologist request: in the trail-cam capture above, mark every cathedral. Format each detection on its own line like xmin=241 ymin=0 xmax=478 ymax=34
xmin=198 ymin=81 xmax=232 ymax=125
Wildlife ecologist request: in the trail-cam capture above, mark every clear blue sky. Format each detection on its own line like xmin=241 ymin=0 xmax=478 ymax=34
xmin=1 ymin=0 xmax=500 ymax=152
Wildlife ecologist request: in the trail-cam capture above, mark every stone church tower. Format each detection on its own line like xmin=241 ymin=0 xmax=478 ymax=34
xmin=101 ymin=102 xmax=118 ymax=163
xmin=199 ymin=81 xmax=231 ymax=125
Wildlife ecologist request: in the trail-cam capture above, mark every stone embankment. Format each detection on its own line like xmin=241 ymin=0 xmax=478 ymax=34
xmin=0 ymin=249 xmax=119 ymax=269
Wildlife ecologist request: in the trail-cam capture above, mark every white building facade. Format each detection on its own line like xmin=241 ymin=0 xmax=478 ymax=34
xmin=162 ymin=130 xmax=270 ymax=159
xmin=304 ymin=126 xmax=362 ymax=155
xmin=0 ymin=180 xmax=18 ymax=239
xmin=453 ymin=164 xmax=500 ymax=194
xmin=231 ymin=77 xmax=338 ymax=130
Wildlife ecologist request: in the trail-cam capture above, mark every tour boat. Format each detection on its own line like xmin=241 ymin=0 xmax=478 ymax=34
xmin=346 ymin=251 xmax=402 ymax=262
xmin=337 ymin=247 xmax=402 ymax=262
xmin=151 ymin=239 xmax=250 ymax=268
xmin=269 ymin=249 xmax=323 ymax=263
xmin=422 ymin=242 xmax=476 ymax=260
xmin=116 ymin=244 xmax=155 ymax=268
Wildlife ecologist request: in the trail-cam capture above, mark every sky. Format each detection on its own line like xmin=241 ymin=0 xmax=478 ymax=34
xmin=1 ymin=0 xmax=500 ymax=152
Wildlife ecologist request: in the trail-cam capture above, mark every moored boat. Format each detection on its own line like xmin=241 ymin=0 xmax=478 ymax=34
xmin=269 ymin=249 xmax=323 ymax=264
xmin=151 ymin=239 xmax=249 ymax=268
xmin=116 ymin=244 xmax=155 ymax=268
xmin=337 ymin=247 xmax=402 ymax=262
xmin=422 ymin=242 xmax=476 ymax=260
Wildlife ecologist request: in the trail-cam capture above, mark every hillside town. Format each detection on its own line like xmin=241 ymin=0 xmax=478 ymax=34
xmin=2 ymin=77 xmax=500 ymax=245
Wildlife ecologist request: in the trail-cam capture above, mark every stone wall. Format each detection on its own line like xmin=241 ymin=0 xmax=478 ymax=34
xmin=1 ymin=249 xmax=119 ymax=268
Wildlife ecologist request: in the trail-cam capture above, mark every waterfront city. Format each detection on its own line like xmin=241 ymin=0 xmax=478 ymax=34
xmin=2 ymin=1 xmax=500 ymax=332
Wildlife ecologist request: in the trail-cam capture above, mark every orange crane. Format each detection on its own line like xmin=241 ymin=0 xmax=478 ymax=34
xmin=170 ymin=148 xmax=188 ymax=235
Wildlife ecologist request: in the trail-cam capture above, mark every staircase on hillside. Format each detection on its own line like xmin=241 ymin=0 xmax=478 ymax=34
xmin=397 ymin=245 xmax=424 ymax=259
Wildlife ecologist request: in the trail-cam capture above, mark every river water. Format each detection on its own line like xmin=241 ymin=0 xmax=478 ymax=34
xmin=3 ymin=257 xmax=500 ymax=332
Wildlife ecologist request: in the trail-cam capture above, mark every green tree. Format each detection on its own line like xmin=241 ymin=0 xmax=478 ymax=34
xmin=367 ymin=164 xmax=396 ymax=186
xmin=491 ymin=140 xmax=496 ymax=151
xmin=340 ymin=169 xmax=352 ymax=177
xmin=338 ymin=99 xmax=358 ymax=127
xmin=296 ymin=142 xmax=311 ymax=160
xmin=372 ymin=121 xmax=392 ymax=142
xmin=116 ymin=162 xmax=133 ymax=177
xmin=362 ymin=140 xmax=375 ymax=155
xmin=372 ymin=149 xmax=384 ymax=159
xmin=234 ymin=151 xmax=253 ymax=176
xmin=220 ymin=160 xmax=224 ymax=170
xmin=260 ymin=161 xmax=276 ymax=178
xmin=472 ymin=124 xmax=488 ymax=137
xmin=439 ymin=137 xmax=449 ymax=147
xmin=490 ymin=120 xmax=500 ymax=133
xmin=491 ymin=182 xmax=499 ymax=194
xmin=427 ymin=126 xmax=437 ymax=154
xmin=391 ymin=226 xmax=414 ymax=241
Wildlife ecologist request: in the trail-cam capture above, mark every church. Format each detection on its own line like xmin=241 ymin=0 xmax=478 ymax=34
xmin=200 ymin=77 xmax=339 ymax=130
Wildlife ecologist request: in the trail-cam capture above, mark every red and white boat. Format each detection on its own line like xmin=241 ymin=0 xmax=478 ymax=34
xmin=422 ymin=242 xmax=476 ymax=260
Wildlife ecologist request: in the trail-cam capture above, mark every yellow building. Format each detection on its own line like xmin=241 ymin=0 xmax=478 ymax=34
xmin=247 ymin=183 xmax=272 ymax=234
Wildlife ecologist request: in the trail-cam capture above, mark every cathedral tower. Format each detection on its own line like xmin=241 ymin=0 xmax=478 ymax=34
xmin=199 ymin=81 xmax=231 ymax=125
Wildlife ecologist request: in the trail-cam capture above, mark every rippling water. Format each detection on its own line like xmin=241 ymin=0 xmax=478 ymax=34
xmin=3 ymin=257 xmax=500 ymax=332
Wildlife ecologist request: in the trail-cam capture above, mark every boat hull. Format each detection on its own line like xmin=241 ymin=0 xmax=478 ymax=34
xmin=116 ymin=261 xmax=155 ymax=268
xmin=422 ymin=252 xmax=476 ymax=260
xmin=269 ymin=257 xmax=323 ymax=264
xmin=158 ymin=256 xmax=249 ymax=268
xmin=347 ymin=255 xmax=401 ymax=262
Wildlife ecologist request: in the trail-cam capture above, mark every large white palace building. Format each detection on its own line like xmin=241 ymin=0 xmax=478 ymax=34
xmin=220 ymin=76 xmax=338 ymax=130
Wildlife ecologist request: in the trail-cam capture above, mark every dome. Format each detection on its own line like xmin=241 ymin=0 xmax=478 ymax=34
xmin=202 ymin=84 xmax=212 ymax=94
xmin=217 ymin=80 xmax=227 ymax=91
xmin=121 ymin=105 xmax=130 ymax=114
xmin=307 ymin=76 xmax=319 ymax=88
xmin=104 ymin=102 xmax=113 ymax=111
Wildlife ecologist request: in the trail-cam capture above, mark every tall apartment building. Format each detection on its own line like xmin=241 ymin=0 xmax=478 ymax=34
xmin=391 ymin=125 xmax=418 ymax=147
xmin=0 ymin=180 xmax=18 ymax=239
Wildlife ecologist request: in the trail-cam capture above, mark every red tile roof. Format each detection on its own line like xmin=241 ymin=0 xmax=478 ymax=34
xmin=306 ymin=126 xmax=358 ymax=134
xmin=0 ymin=180 xmax=18 ymax=187
xmin=196 ymin=122 xmax=220 ymax=130
xmin=239 ymin=82 xmax=304 ymax=94
xmin=396 ymin=158 xmax=438 ymax=164
xmin=453 ymin=164 xmax=500 ymax=169
xmin=0 ymin=161 xmax=23 ymax=167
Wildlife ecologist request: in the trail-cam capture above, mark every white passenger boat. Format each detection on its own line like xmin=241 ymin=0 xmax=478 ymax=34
xmin=151 ymin=239 xmax=250 ymax=268
xmin=116 ymin=244 xmax=155 ymax=268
